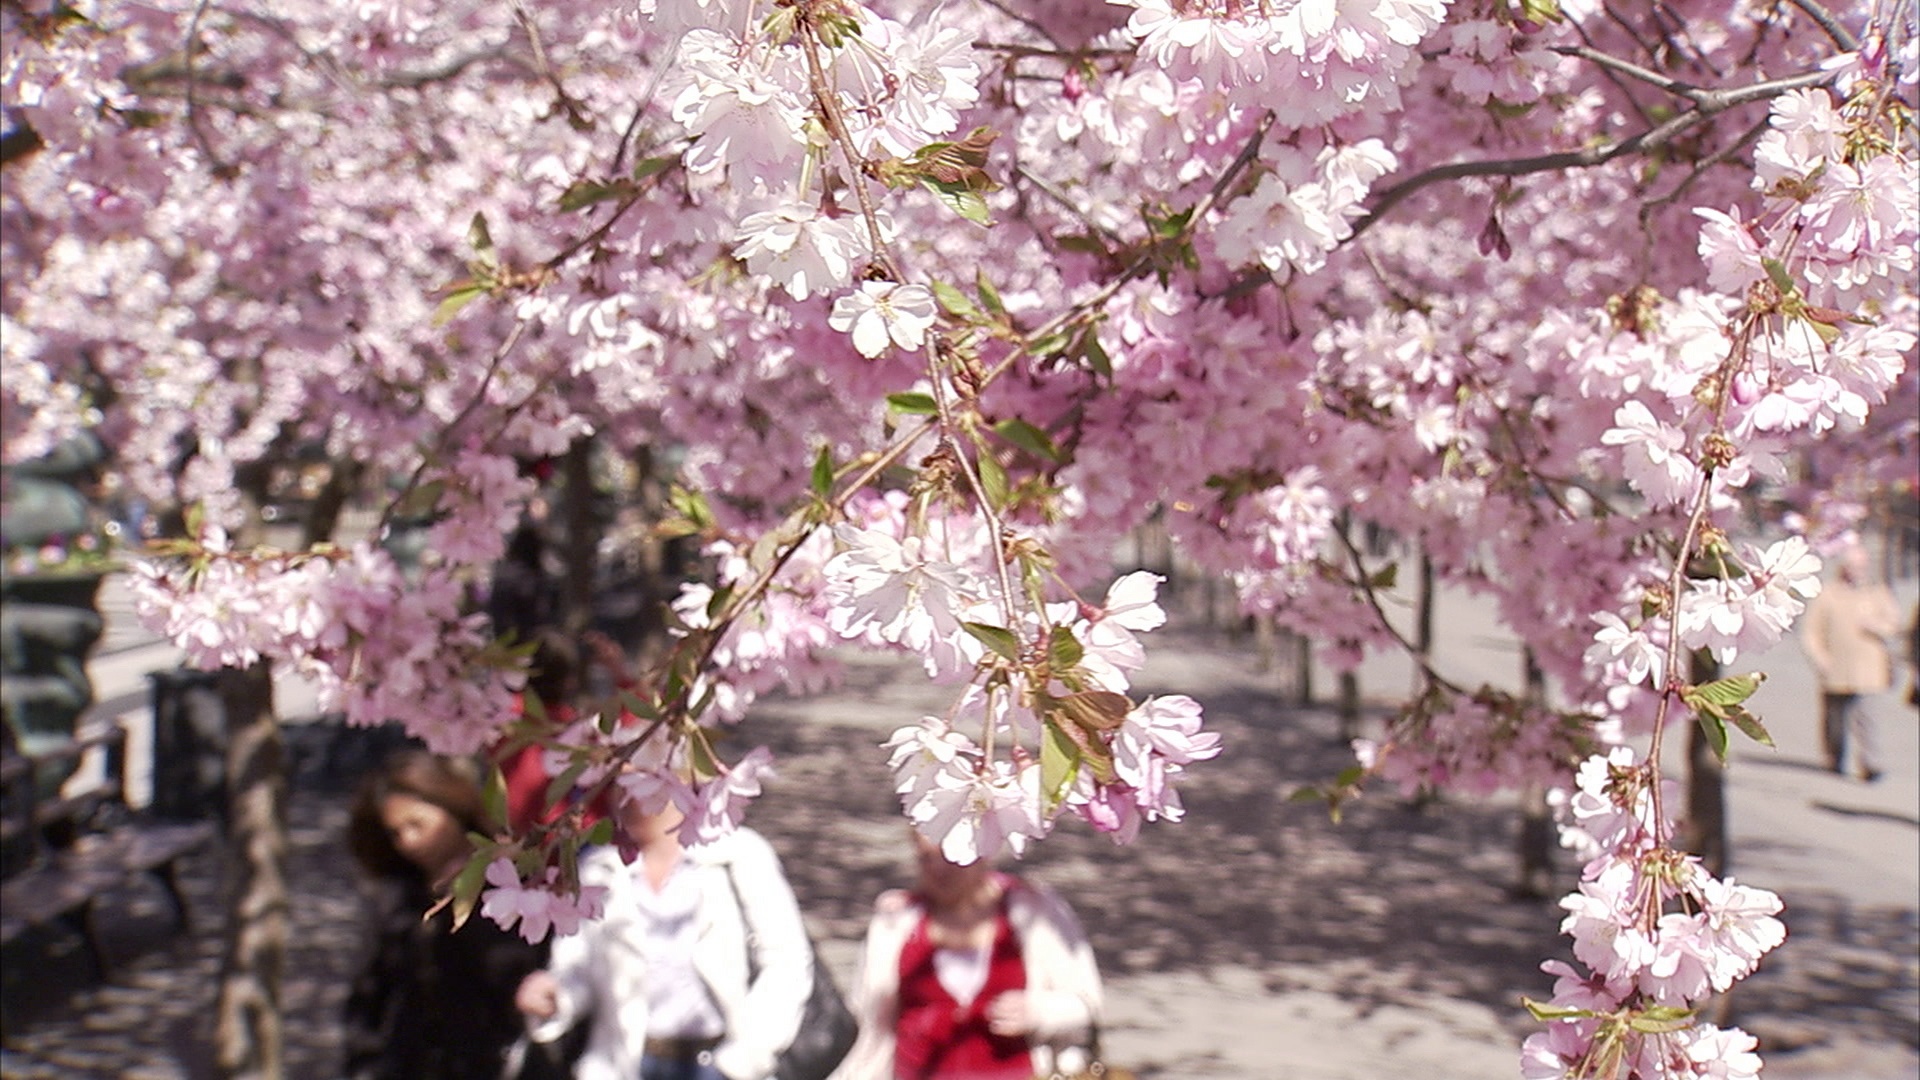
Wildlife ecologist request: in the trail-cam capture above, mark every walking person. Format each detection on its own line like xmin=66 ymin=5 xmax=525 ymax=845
xmin=513 ymin=796 xmax=814 ymax=1080
xmin=1801 ymin=544 xmax=1903 ymax=782
xmin=342 ymin=750 xmax=550 ymax=1080
xmin=831 ymin=831 xmax=1102 ymax=1080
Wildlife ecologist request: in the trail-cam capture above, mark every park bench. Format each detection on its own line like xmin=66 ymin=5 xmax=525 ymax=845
xmin=0 ymin=719 xmax=217 ymax=974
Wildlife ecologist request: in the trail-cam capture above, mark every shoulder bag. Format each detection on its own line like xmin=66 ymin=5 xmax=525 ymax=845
xmin=723 ymin=863 xmax=859 ymax=1080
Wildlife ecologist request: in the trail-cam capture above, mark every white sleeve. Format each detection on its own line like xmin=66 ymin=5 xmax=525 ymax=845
xmin=528 ymin=919 xmax=597 ymax=1043
xmin=1016 ymin=882 xmax=1101 ymax=1042
xmin=711 ymin=831 xmax=813 ymax=1080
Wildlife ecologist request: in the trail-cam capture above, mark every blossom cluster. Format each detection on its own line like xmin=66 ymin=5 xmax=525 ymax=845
xmin=1522 ymin=748 xmax=1784 ymax=1080
xmin=127 ymin=527 xmax=521 ymax=756
xmin=5 ymin=4 xmax=1916 ymax=1072
xmin=826 ymin=502 xmax=1222 ymax=863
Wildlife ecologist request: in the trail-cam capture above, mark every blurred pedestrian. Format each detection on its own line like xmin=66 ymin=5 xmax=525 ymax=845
xmin=342 ymin=750 xmax=549 ymax=1080
xmin=1906 ymin=600 xmax=1919 ymax=709
xmin=493 ymin=626 xmax=637 ymax=834
xmin=1801 ymin=544 xmax=1902 ymax=782
xmin=831 ymin=831 xmax=1102 ymax=1080
xmin=514 ymin=796 xmax=814 ymax=1080
xmin=487 ymin=519 xmax=559 ymax=645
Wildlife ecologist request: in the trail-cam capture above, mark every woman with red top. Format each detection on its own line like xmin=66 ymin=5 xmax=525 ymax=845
xmin=831 ymin=831 xmax=1102 ymax=1080
xmin=494 ymin=627 xmax=637 ymax=834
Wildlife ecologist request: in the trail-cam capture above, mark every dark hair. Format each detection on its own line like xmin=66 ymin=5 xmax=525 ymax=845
xmin=504 ymin=521 xmax=545 ymax=568
xmin=347 ymin=750 xmax=493 ymax=881
xmin=525 ymin=627 xmax=580 ymax=712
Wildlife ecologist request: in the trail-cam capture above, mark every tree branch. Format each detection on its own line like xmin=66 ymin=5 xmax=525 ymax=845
xmin=1347 ymin=66 xmax=1836 ymax=240
xmin=1787 ymin=0 xmax=1859 ymax=51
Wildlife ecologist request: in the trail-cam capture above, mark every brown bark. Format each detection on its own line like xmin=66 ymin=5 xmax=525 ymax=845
xmin=213 ymin=662 xmax=286 ymax=1080
xmin=559 ymin=437 xmax=599 ymax=633
xmin=1686 ymin=650 xmax=1729 ymax=879
xmin=1513 ymin=648 xmax=1555 ymax=898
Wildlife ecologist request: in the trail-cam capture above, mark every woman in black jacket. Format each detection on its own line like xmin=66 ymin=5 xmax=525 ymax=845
xmin=342 ymin=750 xmax=550 ymax=1080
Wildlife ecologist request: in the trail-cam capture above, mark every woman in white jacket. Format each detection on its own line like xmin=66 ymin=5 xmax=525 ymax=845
xmin=830 ymin=832 xmax=1102 ymax=1080
xmin=515 ymin=800 xmax=813 ymax=1080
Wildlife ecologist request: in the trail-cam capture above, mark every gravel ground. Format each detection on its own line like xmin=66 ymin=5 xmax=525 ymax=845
xmin=2 ymin=619 xmax=1915 ymax=1080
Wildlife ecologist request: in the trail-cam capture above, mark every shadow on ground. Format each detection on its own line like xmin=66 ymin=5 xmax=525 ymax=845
xmin=2 ymin=624 xmax=1914 ymax=1078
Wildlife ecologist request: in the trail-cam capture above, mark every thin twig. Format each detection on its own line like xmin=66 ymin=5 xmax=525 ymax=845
xmin=1347 ymin=66 xmax=1836 ymax=240
xmin=1787 ymin=0 xmax=1860 ymax=51
xmin=182 ymin=0 xmax=232 ymax=175
xmin=376 ymin=318 xmax=532 ymax=538
xmin=798 ymin=20 xmax=904 ymax=280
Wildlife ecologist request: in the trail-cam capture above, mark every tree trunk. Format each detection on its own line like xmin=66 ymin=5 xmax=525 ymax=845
xmin=559 ymin=437 xmax=599 ymax=633
xmin=1686 ymin=650 xmax=1729 ymax=879
xmin=1294 ymin=633 xmax=1314 ymax=708
xmin=1413 ymin=545 xmax=1434 ymax=697
xmin=1337 ymin=669 xmax=1360 ymax=743
xmin=213 ymin=663 xmax=286 ymax=1080
xmin=1513 ymin=648 xmax=1555 ymax=898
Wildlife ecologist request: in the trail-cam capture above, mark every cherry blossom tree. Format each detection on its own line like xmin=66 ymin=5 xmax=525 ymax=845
xmin=5 ymin=0 xmax=1915 ymax=1076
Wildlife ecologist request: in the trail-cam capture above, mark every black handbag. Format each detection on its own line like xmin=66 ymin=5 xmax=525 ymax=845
xmin=774 ymin=937 xmax=860 ymax=1080
xmin=723 ymin=863 xmax=859 ymax=1080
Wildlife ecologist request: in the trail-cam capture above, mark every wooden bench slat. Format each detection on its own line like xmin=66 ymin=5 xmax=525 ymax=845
xmin=0 ymin=821 xmax=215 ymax=943
xmin=1 ymin=714 xmax=218 ymax=965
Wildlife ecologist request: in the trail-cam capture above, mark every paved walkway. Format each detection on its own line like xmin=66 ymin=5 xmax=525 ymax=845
xmin=1 ymin=575 xmax=1915 ymax=1079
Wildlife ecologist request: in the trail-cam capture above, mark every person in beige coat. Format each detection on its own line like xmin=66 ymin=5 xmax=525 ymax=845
xmin=1801 ymin=545 xmax=1902 ymax=782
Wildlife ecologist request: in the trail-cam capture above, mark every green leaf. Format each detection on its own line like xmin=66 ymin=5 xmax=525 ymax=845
xmin=1522 ymin=997 xmax=1596 ymax=1022
xmin=1725 ymin=705 xmax=1775 ymax=748
xmin=467 ymin=211 xmax=494 ymax=254
xmin=977 ymin=451 xmax=1009 ymax=510
xmin=668 ymin=485 xmax=714 ymax=529
xmin=558 ymin=179 xmax=625 ymax=213
xmin=1046 ymin=714 xmax=1118 ymax=783
xmin=705 ymin=582 xmax=734 ymax=621
xmin=395 ymin=479 xmax=446 ymax=520
xmin=1688 ymin=672 xmax=1765 ymax=707
xmin=1799 ymin=314 xmax=1842 ymax=345
xmin=1052 ymin=689 xmax=1133 ymax=732
xmin=1055 ymin=233 xmax=1113 ymax=258
xmin=483 ymin=765 xmax=509 ymax=832
xmin=962 ymin=621 xmax=1022 ymax=662
xmin=683 ymin=728 xmax=721 ymax=781
xmin=544 ymin=758 xmax=590 ymax=813
xmin=1517 ymin=0 xmax=1564 ymax=23
xmin=618 ymin=689 xmax=658 ymax=721
xmin=760 ymin=4 xmax=798 ymax=44
xmin=521 ymin=688 xmax=548 ymax=725
xmin=931 ymin=279 xmax=980 ymax=320
xmin=1040 ymin=722 xmax=1081 ymax=814
xmin=632 ymin=154 xmax=677 ymax=181
xmin=1695 ymin=708 xmax=1729 ymax=763
xmin=448 ymin=849 xmax=492 ymax=931
xmin=1629 ymin=1012 xmax=1697 ymax=1034
xmin=1048 ymin=625 xmax=1084 ymax=672
xmin=811 ymin=445 xmax=833 ymax=499
xmin=1028 ymin=330 xmax=1071 ymax=358
xmin=1762 ymin=257 xmax=1796 ymax=296
xmin=994 ymin=418 xmax=1060 ymax=463
xmin=975 ymin=270 xmax=1005 ymax=317
xmin=921 ymin=178 xmax=992 ymax=227
xmin=1082 ymin=330 xmax=1112 ymax=380
xmin=433 ymin=283 xmax=488 ymax=326
xmin=1368 ymin=562 xmax=1399 ymax=591
xmin=887 ymin=391 xmax=939 ymax=415
xmin=584 ymin=818 xmax=615 ymax=848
